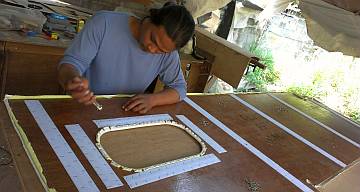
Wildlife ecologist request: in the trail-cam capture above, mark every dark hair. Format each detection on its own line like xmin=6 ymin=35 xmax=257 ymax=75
xmin=149 ymin=3 xmax=195 ymax=49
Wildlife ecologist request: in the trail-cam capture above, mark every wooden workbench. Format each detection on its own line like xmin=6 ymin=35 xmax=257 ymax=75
xmin=1 ymin=93 xmax=360 ymax=191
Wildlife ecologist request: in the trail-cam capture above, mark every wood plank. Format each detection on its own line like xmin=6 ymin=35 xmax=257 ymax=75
xmin=0 ymin=102 xmax=44 ymax=192
xmin=189 ymin=95 xmax=342 ymax=184
xmin=7 ymin=96 xmax=303 ymax=191
xmin=239 ymin=93 xmax=360 ymax=165
xmin=273 ymin=93 xmax=360 ymax=144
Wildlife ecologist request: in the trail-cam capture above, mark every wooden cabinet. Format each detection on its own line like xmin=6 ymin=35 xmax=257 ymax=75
xmin=0 ymin=41 xmax=65 ymax=99
xmin=154 ymin=54 xmax=212 ymax=93
xmin=0 ymin=41 xmax=211 ymax=99
xmin=0 ymin=26 xmax=253 ymax=99
xmin=154 ymin=27 xmax=255 ymax=93
xmin=181 ymin=55 xmax=212 ymax=93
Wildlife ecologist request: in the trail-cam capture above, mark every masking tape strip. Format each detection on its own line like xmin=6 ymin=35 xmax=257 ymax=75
xmin=6 ymin=93 xmax=241 ymax=100
xmin=4 ymin=97 xmax=55 ymax=192
xmin=5 ymin=94 xmax=132 ymax=100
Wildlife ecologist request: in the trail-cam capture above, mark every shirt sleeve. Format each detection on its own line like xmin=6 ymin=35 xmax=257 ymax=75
xmin=59 ymin=12 xmax=107 ymax=75
xmin=158 ymin=51 xmax=187 ymax=100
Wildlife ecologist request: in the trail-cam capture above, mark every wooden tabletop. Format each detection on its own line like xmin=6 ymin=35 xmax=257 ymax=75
xmin=1 ymin=93 xmax=360 ymax=192
xmin=0 ymin=104 xmax=22 ymax=192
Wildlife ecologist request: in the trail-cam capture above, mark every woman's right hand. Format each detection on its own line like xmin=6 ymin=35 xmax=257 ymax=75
xmin=65 ymin=77 xmax=96 ymax=105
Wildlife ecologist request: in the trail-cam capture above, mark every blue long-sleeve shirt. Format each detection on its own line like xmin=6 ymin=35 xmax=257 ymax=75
xmin=59 ymin=11 xmax=187 ymax=99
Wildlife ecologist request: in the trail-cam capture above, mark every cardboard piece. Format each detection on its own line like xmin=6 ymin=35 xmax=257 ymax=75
xmin=316 ymin=157 xmax=360 ymax=192
xmin=97 ymin=121 xmax=206 ymax=172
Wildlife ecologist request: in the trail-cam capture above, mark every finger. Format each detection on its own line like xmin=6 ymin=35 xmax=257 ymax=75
xmin=139 ymin=108 xmax=149 ymax=114
xmin=81 ymin=78 xmax=90 ymax=89
xmin=84 ymin=95 xmax=96 ymax=105
xmin=78 ymin=91 xmax=94 ymax=103
xmin=66 ymin=81 xmax=83 ymax=91
xmin=71 ymin=89 xmax=89 ymax=98
xmin=72 ymin=76 xmax=82 ymax=83
xmin=71 ymin=89 xmax=90 ymax=100
xmin=122 ymin=95 xmax=142 ymax=109
xmin=67 ymin=76 xmax=83 ymax=89
xmin=131 ymin=104 xmax=146 ymax=112
xmin=124 ymin=99 xmax=143 ymax=111
xmin=68 ymin=77 xmax=89 ymax=91
xmin=122 ymin=100 xmax=131 ymax=109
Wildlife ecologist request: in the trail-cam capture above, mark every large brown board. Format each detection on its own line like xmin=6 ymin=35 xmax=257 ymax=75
xmin=2 ymin=93 xmax=360 ymax=191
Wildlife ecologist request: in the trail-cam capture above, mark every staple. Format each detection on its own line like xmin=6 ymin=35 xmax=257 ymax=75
xmin=274 ymin=105 xmax=288 ymax=113
xmin=245 ymin=178 xmax=261 ymax=192
xmin=200 ymin=118 xmax=210 ymax=126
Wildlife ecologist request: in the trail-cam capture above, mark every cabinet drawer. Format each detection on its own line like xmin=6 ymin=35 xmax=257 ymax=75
xmin=3 ymin=42 xmax=65 ymax=97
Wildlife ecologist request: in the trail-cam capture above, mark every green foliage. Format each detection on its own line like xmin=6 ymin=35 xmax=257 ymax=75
xmin=234 ymin=14 xmax=360 ymax=124
xmin=287 ymin=86 xmax=360 ymax=124
xmin=292 ymin=0 xmax=300 ymax=5
xmin=341 ymin=88 xmax=360 ymax=123
xmin=287 ymin=70 xmax=360 ymax=124
xmin=344 ymin=109 xmax=360 ymax=123
xmin=287 ymin=86 xmax=316 ymax=99
xmin=287 ymin=71 xmax=327 ymax=99
xmin=244 ymin=44 xmax=280 ymax=91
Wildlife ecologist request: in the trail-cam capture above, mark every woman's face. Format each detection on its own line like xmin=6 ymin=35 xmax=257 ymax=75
xmin=139 ymin=18 xmax=176 ymax=54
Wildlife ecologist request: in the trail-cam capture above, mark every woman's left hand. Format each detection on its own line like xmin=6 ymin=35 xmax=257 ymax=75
xmin=122 ymin=94 xmax=156 ymax=114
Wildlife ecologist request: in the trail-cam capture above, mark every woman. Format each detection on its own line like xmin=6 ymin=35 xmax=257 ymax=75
xmin=58 ymin=2 xmax=194 ymax=114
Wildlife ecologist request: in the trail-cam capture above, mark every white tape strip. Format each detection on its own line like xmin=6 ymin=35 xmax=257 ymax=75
xmin=268 ymin=93 xmax=360 ymax=148
xmin=230 ymin=94 xmax=346 ymax=168
xmin=176 ymin=115 xmax=227 ymax=153
xmin=65 ymin=124 xmax=123 ymax=189
xmin=93 ymin=114 xmax=173 ymax=128
xmin=124 ymin=154 xmax=221 ymax=189
xmin=184 ymin=97 xmax=314 ymax=192
xmin=25 ymin=100 xmax=99 ymax=192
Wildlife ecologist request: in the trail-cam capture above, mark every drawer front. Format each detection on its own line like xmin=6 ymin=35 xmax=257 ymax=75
xmin=4 ymin=42 xmax=65 ymax=96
